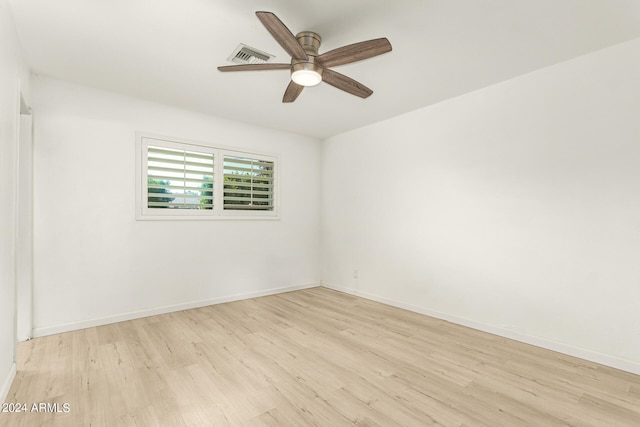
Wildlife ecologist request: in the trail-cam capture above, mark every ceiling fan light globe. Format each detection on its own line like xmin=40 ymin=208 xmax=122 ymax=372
xmin=292 ymin=69 xmax=322 ymax=86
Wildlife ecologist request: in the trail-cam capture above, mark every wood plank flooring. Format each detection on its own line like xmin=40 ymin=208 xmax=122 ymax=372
xmin=1 ymin=287 xmax=639 ymax=426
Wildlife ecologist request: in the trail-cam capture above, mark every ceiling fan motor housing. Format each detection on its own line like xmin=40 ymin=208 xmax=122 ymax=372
xmin=291 ymin=31 xmax=323 ymax=83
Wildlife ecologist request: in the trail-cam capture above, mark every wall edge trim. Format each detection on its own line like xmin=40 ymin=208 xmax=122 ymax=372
xmin=321 ymin=282 xmax=640 ymax=376
xmin=1 ymin=362 xmax=17 ymax=403
xmin=32 ymin=283 xmax=320 ymax=338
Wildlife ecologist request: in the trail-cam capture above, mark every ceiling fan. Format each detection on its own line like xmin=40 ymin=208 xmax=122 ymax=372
xmin=218 ymin=11 xmax=392 ymax=103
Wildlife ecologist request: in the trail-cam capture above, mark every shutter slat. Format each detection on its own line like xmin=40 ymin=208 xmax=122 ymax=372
xmin=148 ymin=184 xmax=213 ymax=192
xmin=224 ymin=175 xmax=273 ymax=182
xmin=148 ymin=175 xmax=213 ymax=185
xmin=221 ymin=188 xmax=270 ymax=196
xmin=149 ymin=147 xmax=214 ymax=161
xmin=148 ymin=157 xmax=215 ymax=169
xmin=148 ymin=166 xmax=213 ymax=176
xmin=223 ymin=157 xmax=273 ymax=168
xmin=148 ymin=202 xmax=214 ymax=208
xmin=224 ymin=166 xmax=273 ymax=174
xmin=224 ymin=196 xmax=272 ymax=202
xmin=149 ymin=191 xmax=213 ymax=200
xmin=223 ymin=186 xmax=272 ymax=191
xmin=222 ymin=204 xmax=272 ymax=210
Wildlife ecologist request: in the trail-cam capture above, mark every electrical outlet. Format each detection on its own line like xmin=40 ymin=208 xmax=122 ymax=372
xmin=353 ymin=269 xmax=359 ymax=278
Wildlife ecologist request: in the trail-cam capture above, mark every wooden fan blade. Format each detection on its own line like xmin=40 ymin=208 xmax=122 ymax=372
xmin=283 ymin=81 xmax=304 ymax=103
xmin=217 ymin=63 xmax=290 ymax=72
xmin=317 ymin=38 xmax=392 ymax=68
xmin=322 ymin=69 xmax=373 ymax=98
xmin=256 ymin=11 xmax=308 ymax=61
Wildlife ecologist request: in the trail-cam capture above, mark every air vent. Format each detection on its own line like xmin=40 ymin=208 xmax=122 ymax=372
xmin=227 ymin=44 xmax=275 ymax=65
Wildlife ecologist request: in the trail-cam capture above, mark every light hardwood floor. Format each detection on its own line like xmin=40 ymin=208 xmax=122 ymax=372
xmin=1 ymin=287 xmax=639 ymax=426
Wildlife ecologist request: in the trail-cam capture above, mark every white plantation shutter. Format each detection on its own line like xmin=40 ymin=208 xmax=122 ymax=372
xmin=137 ymin=134 xmax=277 ymax=219
xmin=146 ymin=145 xmax=214 ymax=210
xmin=223 ymin=156 xmax=274 ymax=210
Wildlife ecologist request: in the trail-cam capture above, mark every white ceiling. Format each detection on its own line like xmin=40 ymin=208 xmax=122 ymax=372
xmin=8 ymin=0 xmax=640 ymax=139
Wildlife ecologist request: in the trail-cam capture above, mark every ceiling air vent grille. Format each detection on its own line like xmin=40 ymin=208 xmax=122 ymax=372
xmin=227 ymin=44 xmax=275 ymax=65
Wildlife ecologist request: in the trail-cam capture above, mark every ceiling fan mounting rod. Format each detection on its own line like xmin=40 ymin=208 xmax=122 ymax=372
xmin=296 ymin=31 xmax=321 ymax=55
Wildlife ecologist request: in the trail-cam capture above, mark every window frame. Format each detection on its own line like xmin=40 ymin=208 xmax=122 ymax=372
xmin=220 ymin=150 xmax=276 ymax=217
xmin=136 ymin=132 xmax=279 ymax=220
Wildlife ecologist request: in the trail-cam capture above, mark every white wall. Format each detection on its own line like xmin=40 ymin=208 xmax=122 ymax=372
xmin=321 ymin=38 xmax=640 ymax=373
xmin=0 ymin=0 xmax=30 ymax=402
xmin=32 ymin=77 xmax=321 ymax=335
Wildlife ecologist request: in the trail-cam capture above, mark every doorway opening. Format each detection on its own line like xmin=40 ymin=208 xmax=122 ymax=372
xmin=16 ymin=93 xmax=33 ymax=342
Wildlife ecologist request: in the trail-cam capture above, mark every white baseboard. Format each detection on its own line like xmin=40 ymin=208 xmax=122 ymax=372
xmin=1 ymin=362 xmax=17 ymax=404
xmin=33 ymin=283 xmax=320 ymax=338
xmin=322 ymin=282 xmax=640 ymax=376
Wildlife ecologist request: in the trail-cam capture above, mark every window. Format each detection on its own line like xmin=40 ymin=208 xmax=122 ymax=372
xmin=147 ymin=145 xmax=214 ymax=210
xmin=136 ymin=134 xmax=277 ymax=220
xmin=223 ymin=156 xmax=274 ymax=211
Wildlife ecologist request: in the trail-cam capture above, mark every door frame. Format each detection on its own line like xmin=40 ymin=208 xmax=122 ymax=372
xmin=15 ymin=91 xmax=33 ymax=343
